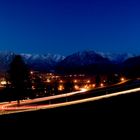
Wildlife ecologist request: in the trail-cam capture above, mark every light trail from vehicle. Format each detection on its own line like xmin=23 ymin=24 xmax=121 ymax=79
xmin=18 ymin=89 xmax=88 ymax=104
xmin=0 ymin=89 xmax=88 ymax=113
xmin=0 ymin=78 xmax=131 ymax=114
xmin=0 ymin=87 xmax=140 ymax=115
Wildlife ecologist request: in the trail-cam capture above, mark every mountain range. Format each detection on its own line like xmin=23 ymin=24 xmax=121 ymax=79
xmin=0 ymin=50 xmax=139 ymax=76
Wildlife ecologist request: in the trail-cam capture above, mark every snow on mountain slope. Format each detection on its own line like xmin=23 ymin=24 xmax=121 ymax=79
xmin=98 ymin=52 xmax=134 ymax=63
xmin=58 ymin=51 xmax=111 ymax=67
xmin=0 ymin=50 xmax=136 ymax=73
xmin=0 ymin=52 xmax=65 ymax=72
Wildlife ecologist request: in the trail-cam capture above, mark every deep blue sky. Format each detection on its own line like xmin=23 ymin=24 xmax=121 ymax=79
xmin=0 ymin=0 xmax=140 ymax=56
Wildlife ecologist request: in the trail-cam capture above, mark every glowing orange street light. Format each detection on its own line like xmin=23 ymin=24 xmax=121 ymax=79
xmin=80 ymin=88 xmax=87 ymax=92
xmin=46 ymin=79 xmax=51 ymax=83
xmin=120 ymin=77 xmax=125 ymax=82
xmin=74 ymin=80 xmax=77 ymax=83
xmin=100 ymin=83 xmax=104 ymax=87
xmin=74 ymin=85 xmax=79 ymax=90
xmin=92 ymin=84 xmax=95 ymax=88
xmin=59 ymin=80 xmax=63 ymax=83
xmin=87 ymin=80 xmax=90 ymax=83
xmin=58 ymin=85 xmax=64 ymax=91
xmin=0 ymin=80 xmax=7 ymax=85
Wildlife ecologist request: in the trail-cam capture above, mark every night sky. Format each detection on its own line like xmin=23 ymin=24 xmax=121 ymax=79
xmin=0 ymin=0 xmax=140 ymax=56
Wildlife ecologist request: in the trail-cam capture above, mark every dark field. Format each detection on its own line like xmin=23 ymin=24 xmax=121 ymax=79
xmin=1 ymin=91 xmax=140 ymax=132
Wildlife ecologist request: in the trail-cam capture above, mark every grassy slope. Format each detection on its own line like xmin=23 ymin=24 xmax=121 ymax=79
xmin=0 ymin=91 xmax=140 ymax=126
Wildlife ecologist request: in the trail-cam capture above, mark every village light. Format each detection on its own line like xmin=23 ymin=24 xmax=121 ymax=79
xmin=46 ymin=79 xmax=51 ymax=83
xmin=74 ymin=85 xmax=79 ymax=90
xmin=120 ymin=77 xmax=125 ymax=82
xmin=59 ymin=80 xmax=63 ymax=83
xmin=92 ymin=84 xmax=95 ymax=88
xmin=80 ymin=88 xmax=87 ymax=92
xmin=58 ymin=85 xmax=64 ymax=91
xmin=32 ymin=86 xmax=35 ymax=90
xmin=100 ymin=83 xmax=104 ymax=87
xmin=30 ymin=71 xmax=33 ymax=75
xmin=0 ymin=80 xmax=7 ymax=85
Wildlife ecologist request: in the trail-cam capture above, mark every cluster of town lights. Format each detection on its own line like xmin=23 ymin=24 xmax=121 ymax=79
xmin=0 ymin=79 xmax=118 ymax=89
xmin=0 ymin=71 xmax=126 ymax=93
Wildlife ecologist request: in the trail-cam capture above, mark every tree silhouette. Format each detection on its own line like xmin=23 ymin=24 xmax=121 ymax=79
xmin=8 ymin=55 xmax=32 ymax=105
xmin=64 ymin=80 xmax=74 ymax=93
xmin=95 ymin=74 xmax=101 ymax=87
xmin=33 ymin=75 xmax=46 ymax=97
xmin=53 ymin=80 xmax=59 ymax=95
xmin=106 ymin=73 xmax=120 ymax=85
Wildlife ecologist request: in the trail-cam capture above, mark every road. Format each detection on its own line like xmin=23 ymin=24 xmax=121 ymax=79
xmin=0 ymin=85 xmax=140 ymax=115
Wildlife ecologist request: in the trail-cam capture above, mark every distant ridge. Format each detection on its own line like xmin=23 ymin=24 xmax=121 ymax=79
xmin=0 ymin=50 xmax=138 ymax=75
xmin=0 ymin=51 xmax=65 ymax=72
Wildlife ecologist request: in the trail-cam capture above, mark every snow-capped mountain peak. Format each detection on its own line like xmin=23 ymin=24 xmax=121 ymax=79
xmin=97 ymin=52 xmax=134 ymax=63
xmin=0 ymin=50 xmax=138 ymax=73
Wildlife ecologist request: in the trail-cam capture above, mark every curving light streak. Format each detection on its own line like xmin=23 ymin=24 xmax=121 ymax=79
xmin=0 ymin=78 xmax=131 ymax=113
xmin=29 ymin=87 xmax=140 ymax=110
xmin=0 ymin=87 xmax=140 ymax=115
xmin=20 ymin=89 xmax=88 ymax=105
xmin=0 ymin=89 xmax=88 ymax=112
